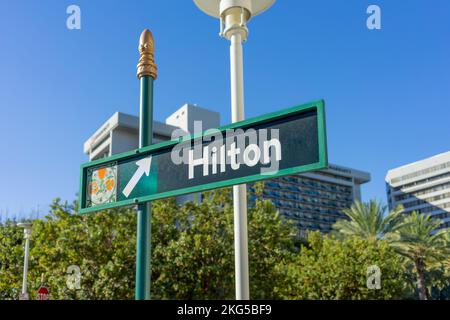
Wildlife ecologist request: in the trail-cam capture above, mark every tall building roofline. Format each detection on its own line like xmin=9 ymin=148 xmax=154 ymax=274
xmin=386 ymin=150 xmax=450 ymax=181
xmin=324 ymin=163 xmax=371 ymax=184
xmin=83 ymin=111 xmax=179 ymax=154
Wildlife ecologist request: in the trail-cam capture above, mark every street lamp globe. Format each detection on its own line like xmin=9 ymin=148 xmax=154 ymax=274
xmin=193 ymin=0 xmax=276 ymax=40
xmin=17 ymin=222 xmax=32 ymax=237
xmin=17 ymin=222 xmax=32 ymax=228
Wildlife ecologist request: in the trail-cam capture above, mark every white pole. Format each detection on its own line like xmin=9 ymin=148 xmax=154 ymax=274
xmin=193 ymin=0 xmax=276 ymax=302
xmin=230 ymin=33 xmax=245 ymax=123
xmin=21 ymin=228 xmax=31 ymax=297
xmin=230 ymin=32 xmax=250 ymax=300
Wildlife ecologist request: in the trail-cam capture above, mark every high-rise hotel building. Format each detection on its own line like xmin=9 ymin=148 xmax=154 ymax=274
xmin=84 ymin=104 xmax=370 ymax=234
xmin=250 ymin=165 xmax=370 ymax=236
xmin=386 ymin=151 xmax=450 ymax=230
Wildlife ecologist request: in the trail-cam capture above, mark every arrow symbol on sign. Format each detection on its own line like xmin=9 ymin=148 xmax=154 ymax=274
xmin=122 ymin=156 xmax=152 ymax=198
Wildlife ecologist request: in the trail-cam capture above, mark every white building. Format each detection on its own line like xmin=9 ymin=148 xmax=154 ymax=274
xmin=256 ymin=164 xmax=370 ymax=235
xmin=386 ymin=151 xmax=450 ymax=230
xmin=83 ymin=104 xmax=220 ymax=161
xmin=83 ymin=104 xmax=370 ymax=233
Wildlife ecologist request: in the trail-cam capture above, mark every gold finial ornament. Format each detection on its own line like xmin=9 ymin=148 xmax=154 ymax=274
xmin=137 ymin=29 xmax=157 ymax=80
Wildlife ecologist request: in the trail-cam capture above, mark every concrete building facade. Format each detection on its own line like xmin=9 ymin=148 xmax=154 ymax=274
xmin=251 ymin=164 xmax=370 ymax=236
xmin=83 ymin=104 xmax=220 ymax=161
xmin=386 ymin=151 xmax=450 ymax=231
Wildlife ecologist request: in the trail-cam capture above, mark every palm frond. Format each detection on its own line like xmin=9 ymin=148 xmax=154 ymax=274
xmin=333 ymin=200 xmax=405 ymax=241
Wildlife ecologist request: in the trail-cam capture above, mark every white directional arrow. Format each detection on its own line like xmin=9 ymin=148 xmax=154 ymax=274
xmin=122 ymin=156 xmax=152 ymax=198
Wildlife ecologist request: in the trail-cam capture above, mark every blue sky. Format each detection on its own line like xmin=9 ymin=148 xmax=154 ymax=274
xmin=0 ymin=0 xmax=449 ymax=219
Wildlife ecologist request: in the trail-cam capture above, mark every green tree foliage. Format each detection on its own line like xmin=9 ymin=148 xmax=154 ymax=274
xmin=332 ymin=200 xmax=405 ymax=242
xmin=151 ymin=184 xmax=296 ymax=299
xmin=2 ymin=194 xmax=449 ymax=300
xmin=389 ymin=212 xmax=450 ymax=300
xmin=0 ymin=220 xmax=23 ymax=299
xmin=29 ymin=199 xmax=137 ymax=300
xmin=333 ymin=201 xmax=450 ymax=300
xmin=275 ymin=232 xmax=410 ymax=300
xmin=1 ymin=199 xmax=138 ymax=300
xmin=0 ymin=184 xmax=296 ymax=300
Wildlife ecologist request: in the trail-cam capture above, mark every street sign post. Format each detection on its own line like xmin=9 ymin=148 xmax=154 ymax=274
xmin=36 ymin=274 xmax=49 ymax=300
xmin=135 ymin=29 xmax=157 ymax=300
xmin=36 ymin=286 xmax=49 ymax=300
xmin=79 ymin=100 xmax=327 ymax=214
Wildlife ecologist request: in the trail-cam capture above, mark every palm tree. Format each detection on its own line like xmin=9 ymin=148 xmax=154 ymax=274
xmin=332 ymin=200 xmax=405 ymax=242
xmin=390 ymin=212 xmax=450 ymax=300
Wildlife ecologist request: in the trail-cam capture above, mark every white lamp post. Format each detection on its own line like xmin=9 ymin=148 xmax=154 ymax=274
xmin=193 ymin=0 xmax=276 ymax=300
xmin=17 ymin=222 xmax=32 ymax=300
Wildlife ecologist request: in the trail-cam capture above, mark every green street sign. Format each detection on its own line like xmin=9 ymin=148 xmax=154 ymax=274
xmin=78 ymin=100 xmax=328 ymax=214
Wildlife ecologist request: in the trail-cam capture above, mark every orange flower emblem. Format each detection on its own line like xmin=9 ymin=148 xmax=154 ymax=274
xmin=87 ymin=164 xmax=118 ymax=207
xmin=105 ymin=178 xmax=115 ymax=191
xmin=91 ymin=181 xmax=99 ymax=195
xmin=98 ymin=168 xmax=107 ymax=180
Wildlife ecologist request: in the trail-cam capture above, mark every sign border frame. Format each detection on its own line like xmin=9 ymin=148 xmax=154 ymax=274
xmin=78 ymin=100 xmax=328 ymax=214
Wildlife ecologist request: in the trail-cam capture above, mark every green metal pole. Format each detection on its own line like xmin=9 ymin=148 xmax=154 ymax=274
xmin=135 ymin=29 xmax=157 ymax=300
xmin=136 ymin=76 xmax=153 ymax=300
